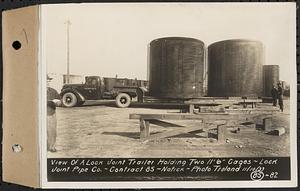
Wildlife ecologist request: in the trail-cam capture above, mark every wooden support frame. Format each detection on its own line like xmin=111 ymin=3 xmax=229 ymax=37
xmin=130 ymin=113 xmax=270 ymax=141
xmin=140 ymin=118 xmax=150 ymax=138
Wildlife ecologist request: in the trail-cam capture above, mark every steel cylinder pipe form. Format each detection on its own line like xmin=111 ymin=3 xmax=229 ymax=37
xmin=207 ymin=39 xmax=264 ymax=97
xmin=149 ymin=37 xmax=206 ymax=99
xmin=263 ymin=65 xmax=280 ymax=97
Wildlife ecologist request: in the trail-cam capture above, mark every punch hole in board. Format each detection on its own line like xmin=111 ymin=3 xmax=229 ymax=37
xmin=12 ymin=144 xmax=23 ymax=153
xmin=12 ymin=40 xmax=21 ymax=50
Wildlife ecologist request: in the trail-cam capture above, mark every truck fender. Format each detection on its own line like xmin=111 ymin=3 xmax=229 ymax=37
xmin=60 ymin=88 xmax=85 ymax=103
xmin=137 ymin=87 xmax=147 ymax=102
xmin=117 ymin=90 xmax=137 ymax=98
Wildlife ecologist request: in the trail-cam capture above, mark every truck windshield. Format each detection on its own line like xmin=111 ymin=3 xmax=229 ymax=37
xmin=86 ymin=78 xmax=93 ymax=85
xmin=86 ymin=78 xmax=97 ymax=86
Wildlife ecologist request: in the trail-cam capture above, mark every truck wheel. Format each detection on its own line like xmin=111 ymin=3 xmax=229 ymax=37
xmin=62 ymin=92 xmax=78 ymax=107
xmin=115 ymin=93 xmax=131 ymax=108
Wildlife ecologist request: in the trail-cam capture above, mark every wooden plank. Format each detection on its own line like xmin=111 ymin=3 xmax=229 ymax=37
xmin=217 ymin=125 xmax=227 ymax=142
xmin=148 ymin=119 xmax=184 ymax=127
xmin=240 ymin=99 xmax=262 ymax=103
xmin=186 ymin=100 xmax=239 ymax=104
xmin=185 ymin=99 xmax=262 ymax=105
xmin=186 ymin=99 xmax=240 ymax=102
xmin=189 ymin=104 xmax=195 ymax=113
xmin=188 ymin=97 xmax=233 ymax=101
xmin=269 ymin=127 xmax=285 ymax=136
xmin=130 ymin=113 xmax=229 ymax=119
xmin=130 ymin=113 xmax=266 ymax=121
xmin=140 ymin=119 xmax=150 ymax=138
xmin=226 ymin=108 xmax=278 ymax=113
xmin=132 ymin=102 xmax=186 ymax=107
xmin=144 ymin=125 xmax=204 ymax=140
xmin=263 ymin=118 xmax=272 ymax=131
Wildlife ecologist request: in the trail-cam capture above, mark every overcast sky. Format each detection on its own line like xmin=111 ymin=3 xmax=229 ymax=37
xmin=42 ymin=3 xmax=296 ymax=83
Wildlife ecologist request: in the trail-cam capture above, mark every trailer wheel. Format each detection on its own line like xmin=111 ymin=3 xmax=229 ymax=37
xmin=115 ymin=93 xmax=131 ymax=108
xmin=62 ymin=92 xmax=78 ymax=107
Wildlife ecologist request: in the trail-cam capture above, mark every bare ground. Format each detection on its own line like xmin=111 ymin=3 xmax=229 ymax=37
xmin=48 ymin=100 xmax=290 ymax=158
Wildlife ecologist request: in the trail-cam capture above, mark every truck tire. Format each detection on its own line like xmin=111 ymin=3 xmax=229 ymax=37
xmin=115 ymin=93 xmax=131 ymax=108
xmin=62 ymin=92 xmax=78 ymax=107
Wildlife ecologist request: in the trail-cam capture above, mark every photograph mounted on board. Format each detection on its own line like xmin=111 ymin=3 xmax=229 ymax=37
xmin=41 ymin=2 xmax=296 ymax=187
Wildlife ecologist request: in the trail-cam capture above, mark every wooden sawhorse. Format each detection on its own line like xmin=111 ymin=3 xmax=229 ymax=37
xmin=129 ymin=113 xmax=271 ymax=142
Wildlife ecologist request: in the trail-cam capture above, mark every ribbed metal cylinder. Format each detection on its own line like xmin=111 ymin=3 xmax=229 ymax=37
xmin=149 ymin=37 xmax=206 ymax=99
xmin=207 ymin=39 xmax=264 ymax=97
xmin=263 ymin=65 xmax=280 ymax=97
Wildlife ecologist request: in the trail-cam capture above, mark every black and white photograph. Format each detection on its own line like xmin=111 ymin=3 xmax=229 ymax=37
xmin=41 ymin=2 xmax=297 ymax=188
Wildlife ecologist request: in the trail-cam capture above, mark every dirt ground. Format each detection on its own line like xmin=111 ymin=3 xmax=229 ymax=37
xmin=48 ymin=100 xmax=290 ymax=158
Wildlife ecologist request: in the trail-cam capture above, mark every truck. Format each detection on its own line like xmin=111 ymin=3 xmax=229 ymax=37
xmin=60 ymin=76 xmax=147 ymax=108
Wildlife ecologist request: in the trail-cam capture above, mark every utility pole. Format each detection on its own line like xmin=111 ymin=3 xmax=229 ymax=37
xmin=65 ymin=19 xmax=71 ymax=84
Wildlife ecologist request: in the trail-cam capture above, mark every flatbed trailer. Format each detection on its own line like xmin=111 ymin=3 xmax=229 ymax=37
xmin=184 ymin=97 xmax=263 ymax=113
xmin=138 ymin=96 xmax=264 ymax=113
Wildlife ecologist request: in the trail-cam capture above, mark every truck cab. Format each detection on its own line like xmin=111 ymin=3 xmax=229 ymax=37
xmin=82 ymin=76 xmax=104 ymax=100
xmin=60 ymin=76 xmax=146 ymax=108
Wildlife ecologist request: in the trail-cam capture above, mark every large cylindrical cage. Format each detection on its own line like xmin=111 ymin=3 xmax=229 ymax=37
xmin=207 ymin=39 xmax=264 ymax=97
xmin=149 ymin=37 xmax=206 ymax=99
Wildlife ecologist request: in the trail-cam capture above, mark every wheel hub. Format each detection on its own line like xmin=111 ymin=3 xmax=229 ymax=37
xmin=120 ymin=97 xmax=127 ymax=104
xmin=66 ymin=97 xmax=72 ymax=103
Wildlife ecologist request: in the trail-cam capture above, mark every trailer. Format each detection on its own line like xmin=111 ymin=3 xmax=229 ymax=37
xmin=60 ymin=76 xmax=274 ymax=111
xmin=138 ymin=96 xmax=265 ymax=113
